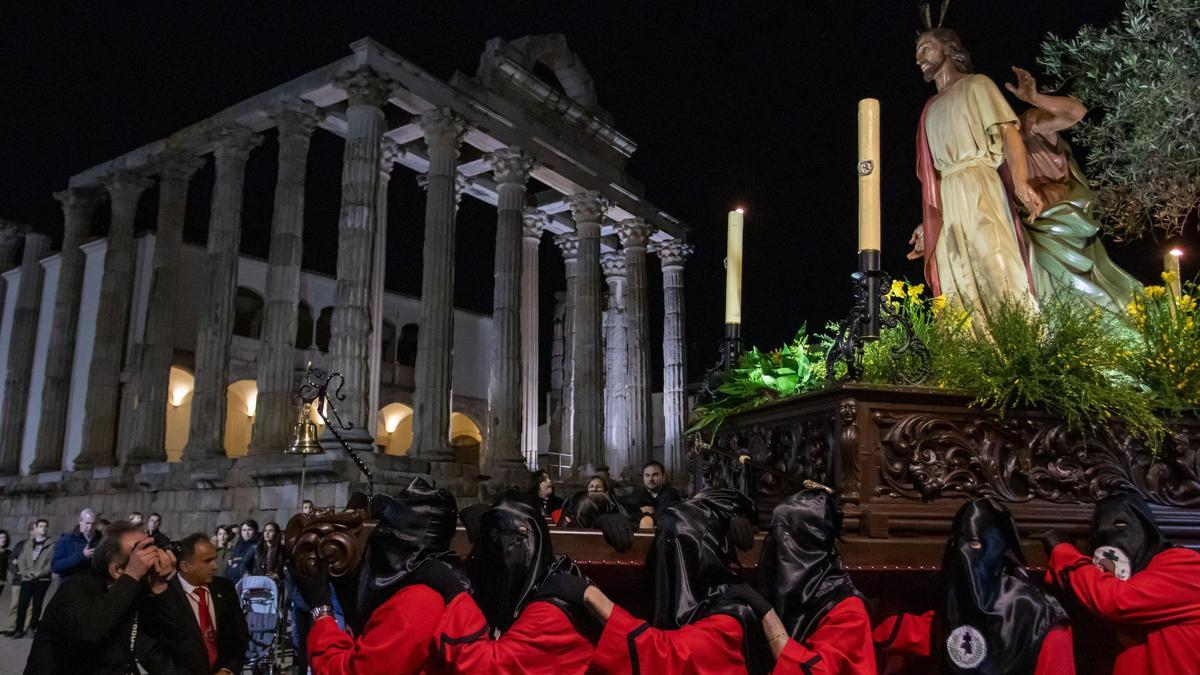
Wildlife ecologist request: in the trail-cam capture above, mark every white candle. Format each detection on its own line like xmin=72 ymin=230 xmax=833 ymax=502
xmin=1165 ymin=248 xmax=1183 ymax=298
xmin=725 ymin=208 xmax=744 ymax=324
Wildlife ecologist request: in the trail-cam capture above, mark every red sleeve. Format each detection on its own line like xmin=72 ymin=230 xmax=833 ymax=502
xmin=1048 ymin=544 xmax=1200 ymax=624
xmin=588 ymin=605 xmax=745 ymax=674
xmin=773 ymin=597 xmax=877 ymax=675
xmin=438 ymin=596 xmax=592 ymax=674
xmin=873 ymin=610 xmax=933 ymax=657
xmin=1034 ymin=625 xmax=1075 ymax=675
xmin=307 ymin=584 xmax=444 ymax=675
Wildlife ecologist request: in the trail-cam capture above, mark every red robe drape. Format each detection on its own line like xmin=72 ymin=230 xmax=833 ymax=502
xmin=587 ymin=604 xmax=746 ymax=674
xmin=772 ymin=597 xmax=876 ymax=675
xmin=1046 ymin=543 xmax=1200 ymax=675
xmin=437 ymin=595 xmax=593 ymax=674
xmin=307 ymin=584 xmax=448 ymax=675
xmin=872 ymin=610 xmax=1074 ymax=674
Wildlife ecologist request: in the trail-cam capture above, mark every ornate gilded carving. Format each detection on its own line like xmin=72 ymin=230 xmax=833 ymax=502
xmin=838 ymin=399 xmax=862 ymax=504
xmin=284 ymin=509 xmax=375 ymax=579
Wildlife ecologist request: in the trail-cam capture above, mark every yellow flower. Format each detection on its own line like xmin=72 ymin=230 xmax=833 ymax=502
xmin=1178 ymin=295 xmax=1196 ymax=313
xmin=907 ymin=283 xmax=926 ymax=300
xmin=888 ymin=280 xmax=906 ymax=299
xmin=1162 ymin=270 xmax=1180 ymax=286
xmin=1145 ymin=286 xmax=1166 ymax=300
xmin=932 ymin=295 xmax=948 ymax=316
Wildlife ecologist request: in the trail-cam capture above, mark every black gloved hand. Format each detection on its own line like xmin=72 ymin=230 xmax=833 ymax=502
xmin=1035 ymin=530 xmax=1067 ymax=557
xmin=724 ymin=582 xmax=774 ymax=621
xmin=410 ymin=558 xmax=470 ymax=604
xmin=729 ymin=516 xmax=756 ymax=552
xmin=293 ymin=557 xmax=332 ymax=609
xmin=595 ymin=513 xmax=635 ymax=553
xmin=534 ymin=571 xmax=591 ymax=611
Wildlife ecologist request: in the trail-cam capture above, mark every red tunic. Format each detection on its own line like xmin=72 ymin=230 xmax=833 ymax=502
xmin=773 ymin=597 xmax=876 ymax=675
xmin=872 ymin=610 xmax=1074 ymax=674
xmin=307 ymin=584 xmax=447 ymax=675
xmin=588 ymin=604 xmax=746 ymax=674
xmin=436 ymin=594 xmax=593 ymax=674
xmin=1046 ymin=543 xmax=1200 ymax=675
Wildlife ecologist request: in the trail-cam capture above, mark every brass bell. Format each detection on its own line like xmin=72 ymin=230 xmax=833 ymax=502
xmin=286 ymin=403 xmax=324 ymax=455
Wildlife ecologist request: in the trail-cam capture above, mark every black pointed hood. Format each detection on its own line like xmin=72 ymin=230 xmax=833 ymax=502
xmin=1089 ymin=492 xmax=1170 ymax=579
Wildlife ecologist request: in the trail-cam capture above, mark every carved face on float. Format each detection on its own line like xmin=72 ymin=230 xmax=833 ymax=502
xmin=916 ymin=33 xmax=948 ymax=82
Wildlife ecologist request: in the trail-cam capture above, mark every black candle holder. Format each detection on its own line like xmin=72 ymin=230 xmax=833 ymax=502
xmin=298 ymin=365 xmax=375 ymax=498
xmin=826 ymin=250 xmax=931 ymax=384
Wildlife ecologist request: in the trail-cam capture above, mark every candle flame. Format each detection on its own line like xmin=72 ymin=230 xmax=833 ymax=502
xmin=1169 ymin=248 xmax=1183 ymax=258
xmin=735 ymin=207 xmax=745 ymax=214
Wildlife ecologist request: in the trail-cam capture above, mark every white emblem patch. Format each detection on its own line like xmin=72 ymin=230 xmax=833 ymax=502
xmin=946 ymin=625 xmax=987 ymax=669
xmin=1093 ymin=545 xmax=1132 ymax=580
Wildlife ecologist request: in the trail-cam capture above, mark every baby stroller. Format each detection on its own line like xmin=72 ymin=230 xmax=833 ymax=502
xmin=236 ymin=575 xmax=287 ymax=674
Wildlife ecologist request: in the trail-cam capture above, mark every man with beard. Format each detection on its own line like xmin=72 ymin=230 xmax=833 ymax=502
xmin=873 ymin=499 xmax=1074 ymax=674
xmin=756 ymin=489 xmax=875 ymax=674
xmin=437 ymin=497 xmax=595 ymax=674
xmin=1041 ymin=492 xmax=1200 ymax=675
xmin=293 ymin=479 xmax=470 ymax=674
xmin=562 ymin=488 xmax=774 ymax=674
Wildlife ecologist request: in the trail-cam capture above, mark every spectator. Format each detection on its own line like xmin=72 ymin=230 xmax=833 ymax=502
xmin=51 ymin=508 xmax=100 ymax=578
xmin=628 ymin=460 xmax=682 ymax=526
xmin=97 ymin=519 xmax=111 ymax=537
xmin=0 ymin=530 xmax=10 ymax=601
xmin=527 ymin=470 xmax=564 ymax=521
xmin=301 ymin=499 xmax=314 ymax=516
xmin=145 ymin=513 xmax=170 ymax=550
xmin=252 ymin=521 xmax=285 ymax=580
xmin=23 ymin=520 xmax=175 ymax=674
xmin=146 ymin=532 xmax=248 ymax=674
xmin=213 ymin=525 xmax=232 ymax=575
xmin=13 ymin=518 xmax=55 ymax=638
xmin=2 ymin=522 xmax=35 ymax=636
xmin=225 ymin=519 xmax=260 ymax=583
xmin=585 ymin=476 xmax=612 ymax=494
xmin=129 ymin=512 xmax=144 ymax=528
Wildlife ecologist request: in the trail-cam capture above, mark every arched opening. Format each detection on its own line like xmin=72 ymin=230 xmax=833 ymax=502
xmin=449 ymin=412 xmax=482 ymax=466
xmin=164 ymin=366 xmax=194 ymax=462
xmin=375 ymin=402 xmax=414 ymax=455
xmin=233 ymin=287 xmax=265 ymax=339
xmin=223 ymin=379 xmax=258 ymax=457
xmin=380 ymin=319 xmax=397 ymax=364
xmin=315 ymin=307 xmax=333 ymax=352
xmin=296 ymin=301 xmax=314 ymax=350
xmin=397 ymin=323 xmax=419 ymax=366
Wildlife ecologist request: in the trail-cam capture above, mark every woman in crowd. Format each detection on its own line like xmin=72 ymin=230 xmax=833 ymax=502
xmin=585 ymin=476 xmax=612 ymax=494
xmin=254 ymin=521 xmax=286 ymax=580
xmin=528 ymin=470 xmax=564 ymax=522
xmin=212 ymin=525 xmax=232 ymax=576
xmin=756 ymin=488 xmax=876 ymax=674
xmin=225 ymin=519 xmax=261 ymax=583
xmin=1041 ymin=492 xmax=1200 ymax=674
xmin=874 ymin=499 xmax=1074 ymax=674
xmin=0 ymin=530 xmax=9 ymax=601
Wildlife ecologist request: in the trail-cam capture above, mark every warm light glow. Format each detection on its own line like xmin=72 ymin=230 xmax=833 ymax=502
xmin=1170 ymin=248 xmax=1184 ymax=258
xmin=384 ymin=413 xmax=402 ymax=434
xmin=170 ymin=385 xmax=190 ymax=408
xmin=735 ymin=207 xmax=745 ymax=214
xmin=244 ymin=387 xmax=258 ymax=418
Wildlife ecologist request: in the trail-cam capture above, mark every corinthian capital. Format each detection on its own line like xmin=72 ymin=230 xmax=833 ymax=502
xmin=615 ymin=218 xmax=655 ymax=249
xmin=487 ymin=146 xmax=535 ymax=186
xmin=211 ymin=123 xmax=263 ymax=161
xmin=601 ymin=251 xmax=626 ymax=278
xmin=567 ymin=190 xmax=609 ymax=224
xmin=554 ymin=232 xmax=580 ymax=261
xmin=268 ymin=97 xmax=322 ymax=138
xmin=522 ymin=209 xmax=550 ymax=241
xmin=333 ymin=66 xmax=396 ymax=107
xmin=380 ymin=137 xmax=403 ymax=175
xmin=53 ymin=187 xmax=101 ymax=215
xmin=649 ymin=239 xmax=695 ymax=269
xmin=101 ymin=169 xmax=154 ymax=203
xmin=156 ymin=148 xmax=205 ymax=183
xmin=419 ymin=108 xmax=466 ymax=148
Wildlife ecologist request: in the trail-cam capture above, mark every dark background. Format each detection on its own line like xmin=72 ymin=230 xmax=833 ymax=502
xmin=2 ymin=1 xmax=1195 ymax=395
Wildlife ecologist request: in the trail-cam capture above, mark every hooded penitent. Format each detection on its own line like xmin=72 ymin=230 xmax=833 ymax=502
xmin=933 ymin=499 xmax=1068 ymax=674
xmin=649 ymin=487 xmax=770 ymax=673
xmin=349 ymin=478 xmax=461 ymax=633
xmin=757 ymin=489 xmax=863 ymax=642
xmin=467 ymin=497 xmax=587 ymax=632
xmin=1089 ymin=491 xmax=1171 ymax=580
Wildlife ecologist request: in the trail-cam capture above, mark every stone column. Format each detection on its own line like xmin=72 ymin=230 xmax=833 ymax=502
xmin=616 ymin=218 xmax=655 ymax=475
xmin=568 ymin=191 xmax=608 ymax=476
xmin=182 ymin=125 xmax=261 ymax=460
xmin=484 ymin=147 xmax=535 ymax=469
xmin=552 ymin=233 xmax=578 ymax=475
xmin=249 ymin=100 xmax=322 ymax=454
xmin=367 ymin=138 xmax=403 ymax=440
xmin=126 ymin=151 xmax=204 ymax=464
xmin=323 ymin=67 xmax=394 ymax=452
xmin=520 ymin=209 xmax=548 ymax=469
xmin=652 ymin=239 xmax=694 ymax=474
xmin=411 ymin=109 xmax=465 ymax=461
xmin=75 ymin=170 xmax=152 ymax=469
xmin=0 ymin=231 xmax=52 ymax=474
xmin=601 ymin=252 xmax=629 ymax=476
xmin=29 ymin=190 xmax=98 ymax=472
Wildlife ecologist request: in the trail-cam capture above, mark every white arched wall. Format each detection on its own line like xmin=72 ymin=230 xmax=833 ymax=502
xmin=165 ymin=367 xmax=194 ymax=462
xmin=376 ymin=402 xmax=414 ymax=456
xmin=223 ymin=379 xmax=258 ymax=457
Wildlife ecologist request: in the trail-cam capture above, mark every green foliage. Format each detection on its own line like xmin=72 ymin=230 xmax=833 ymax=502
xmin=1038 ymin=0 xmax=1200 ymax=240
xmin=1124 ymin=274 xmax=1200 ymax=412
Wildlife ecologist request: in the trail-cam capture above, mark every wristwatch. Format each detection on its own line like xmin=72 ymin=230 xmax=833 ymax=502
xmin=311 ymin=604 xmax=335 ymax=621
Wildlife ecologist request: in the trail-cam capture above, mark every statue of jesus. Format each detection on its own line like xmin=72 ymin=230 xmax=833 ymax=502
xmin=907 ymin=28 xmax=1043 ymax=320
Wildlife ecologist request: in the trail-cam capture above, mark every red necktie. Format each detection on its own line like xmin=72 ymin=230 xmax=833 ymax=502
xmin=195 ymin=586 xmax=218 ymax=668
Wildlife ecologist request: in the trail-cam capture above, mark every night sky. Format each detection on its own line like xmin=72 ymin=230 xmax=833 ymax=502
xmin=2 ymin=1 xmax=1195 ymax=392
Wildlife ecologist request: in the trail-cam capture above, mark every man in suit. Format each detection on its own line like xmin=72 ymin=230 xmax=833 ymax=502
xmin=627 ymin=461 xmax=683 ymax=527
xmin=148 ymin=532 xmax=248 ymax=675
